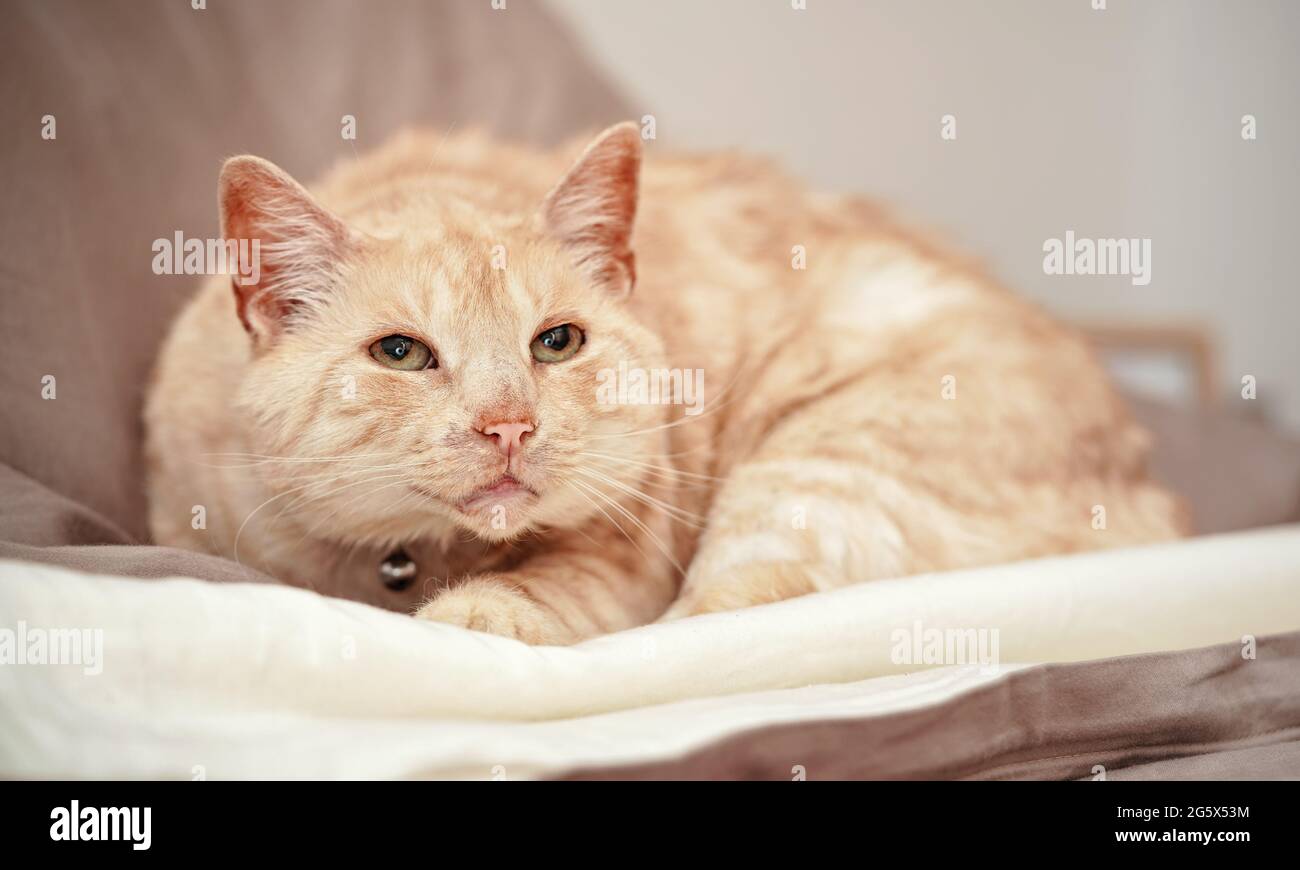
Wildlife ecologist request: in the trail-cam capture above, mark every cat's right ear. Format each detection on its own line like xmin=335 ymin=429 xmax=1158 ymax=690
xmin=218 ymin=156 xmax=359 ymax=342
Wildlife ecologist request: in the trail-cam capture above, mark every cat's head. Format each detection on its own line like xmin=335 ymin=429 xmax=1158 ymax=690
xmin=220 ymin=123 xmax=666 ymax=546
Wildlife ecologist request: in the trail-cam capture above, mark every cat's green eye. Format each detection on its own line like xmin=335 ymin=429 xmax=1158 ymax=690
xmin=530 ymin=324 xmax=584 ymax=363
xmin=369 ymin=335 xmax=435 ymax=371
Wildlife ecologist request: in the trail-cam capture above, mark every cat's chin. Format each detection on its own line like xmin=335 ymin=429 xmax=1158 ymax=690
xmin=401 ymin=476 xmax=534 ymax=536
xmin=452 ymin=511 xmax=538 ymax=544
xmin=441 ymin=475 xmax=542 ymax=541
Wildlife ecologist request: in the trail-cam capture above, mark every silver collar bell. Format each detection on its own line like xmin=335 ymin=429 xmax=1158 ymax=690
xmin=379 ymin=549 xmax=417 ymax=591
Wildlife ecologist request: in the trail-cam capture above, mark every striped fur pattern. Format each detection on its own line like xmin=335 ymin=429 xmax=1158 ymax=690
xmin=144 ymin=123 xmax=1186 ymax=644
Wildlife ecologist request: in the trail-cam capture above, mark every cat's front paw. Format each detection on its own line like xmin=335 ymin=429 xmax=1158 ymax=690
xmin=415 ymin=575 xmax=573 ymax=645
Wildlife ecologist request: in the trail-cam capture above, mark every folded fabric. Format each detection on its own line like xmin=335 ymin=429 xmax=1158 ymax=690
xmin=2 ymin=525 xmax=1298 ymax=778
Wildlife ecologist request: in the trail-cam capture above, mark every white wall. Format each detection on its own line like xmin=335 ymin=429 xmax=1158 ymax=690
xmin=548 ymin=0 xmax=1300 ymax=430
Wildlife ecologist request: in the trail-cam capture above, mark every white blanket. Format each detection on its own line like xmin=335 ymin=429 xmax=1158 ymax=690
xmin=2 ymin=525 xmax=1299 ymax=778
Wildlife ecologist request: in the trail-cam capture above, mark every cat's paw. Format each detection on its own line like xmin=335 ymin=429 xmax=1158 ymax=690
xmin=415 ymin=576 xmax=573 ymax=645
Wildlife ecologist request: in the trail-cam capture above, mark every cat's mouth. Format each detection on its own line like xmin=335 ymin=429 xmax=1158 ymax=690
xmin=455 ymin=474 xmax=538 ymax=515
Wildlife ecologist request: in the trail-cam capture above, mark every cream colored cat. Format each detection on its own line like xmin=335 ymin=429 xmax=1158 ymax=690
xmin=144 ymin=122 xmax=1186 ymax=644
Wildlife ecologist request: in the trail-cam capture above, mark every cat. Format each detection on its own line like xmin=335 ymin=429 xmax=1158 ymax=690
xmin=144 ymin=122 xmax=1187 ymax=644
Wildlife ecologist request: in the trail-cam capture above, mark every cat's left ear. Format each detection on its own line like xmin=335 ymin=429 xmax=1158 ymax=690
xmin=540 ymin=122 xmax=641 ymax=295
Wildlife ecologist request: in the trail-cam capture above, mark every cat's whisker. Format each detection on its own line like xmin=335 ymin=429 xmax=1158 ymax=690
xmin=583 ymin=458 xmax=713 ymax=495
xmin=586 ymin=390 xmax=742 ymax=442
xmin=574 ymin=466 xmax=705 ymax=527
xmin=211 ymin=460 xmax=426 ymax=476
xmin=563 ymin=480 xmax=654 ymax=568
xmin=271 ymin=471 xmax=411 ymax=526
xmin=580 ymin=450 xmax=715 ymax=489
xmin=578 ymin=451 xmax=722 ymax=482
xmin=200 ymin=451 xmax=406 ymax=465
xmin=209 ymin=460 xmax=431 ymax=486
xmin=616 ymin=446 xmax=715 ymax=463
xmin=232 ymin=475 xmax=349 ymax=567
xmin=295 ymin=476 xmax=415 ymax=546
xmin=421 ymin=121 xmax=458 ymax=175
xmin=570 ymin=478 xmax=686 ymax=576
xmin=588 ymin=365 xmax=748 ymax=443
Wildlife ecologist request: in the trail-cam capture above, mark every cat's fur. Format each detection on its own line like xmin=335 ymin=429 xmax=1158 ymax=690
xmin=144 ymin=122 xmax=1187 ymax=644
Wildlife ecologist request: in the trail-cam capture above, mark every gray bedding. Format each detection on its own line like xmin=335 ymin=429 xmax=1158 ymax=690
xmin=560 ymin=631 xmax=1300 ymax=780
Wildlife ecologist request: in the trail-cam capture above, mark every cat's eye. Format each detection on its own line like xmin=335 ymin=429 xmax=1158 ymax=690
xmin=369 ymin=335 xmax=435 ymax=370
xmin=530 ymin=324 xmax=584 ymax=363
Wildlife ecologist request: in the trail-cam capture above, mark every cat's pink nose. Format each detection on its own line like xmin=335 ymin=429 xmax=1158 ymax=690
xmin=479 ymin=421 xmax=535 ymax=456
